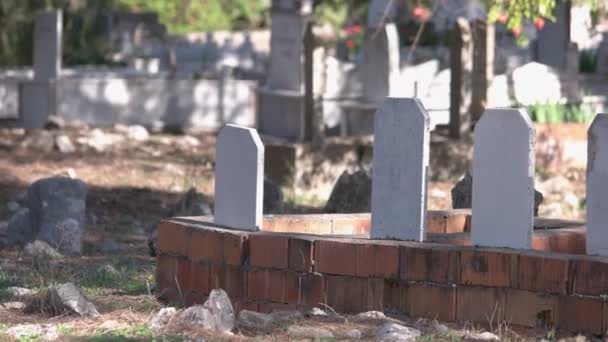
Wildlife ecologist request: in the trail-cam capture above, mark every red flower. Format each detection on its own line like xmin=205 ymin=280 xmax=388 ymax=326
xmin=512 ymin=26 xmax=522 ymax=37
xmin=412 ymin=6 xmax=430 ymax=21
xmin=498 ymin=13 xmax=508 ymax=24
xmin=346 ymin=40 xmax=355 ymax=48
xmin=352 ymin=25 xmax=362 ymax=33
xmin=534 ymin=17 xmax=545 ymax=30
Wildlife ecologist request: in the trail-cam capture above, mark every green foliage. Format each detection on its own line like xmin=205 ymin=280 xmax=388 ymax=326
xmin=528 ymin=103 xmax=595 ymax=123
xmin=115 ymin=0 xmax=269 ymax=34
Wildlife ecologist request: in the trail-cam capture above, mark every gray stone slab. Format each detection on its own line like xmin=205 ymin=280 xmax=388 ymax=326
xmin=19 ymin=81 xmax=55 ymax=129
xmin=586 ymin=114 xmax=608 ymax=256
xmin=33 ymin=11 xmax=62 ymax=81
xmin=371 ymin=98 xmax=430 ymax=241
xmin=360 ymin=24 xmax=400 ymax=105
xmin=214 ymin=125 xmax=264 ymax=231
xmin=471 ymin=108 xmax=535 ymax=249
xmin=266 ymin=11 xmax=306 ymax=92
xmin=257 ymin=88 xmax=305 ymax=141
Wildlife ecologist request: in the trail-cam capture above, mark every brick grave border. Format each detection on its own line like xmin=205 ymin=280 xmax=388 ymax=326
xmin=155 ymin=213 xmax=604 ymax=335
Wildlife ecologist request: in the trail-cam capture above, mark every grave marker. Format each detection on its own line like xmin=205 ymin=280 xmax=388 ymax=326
xmin=214 ymin=124 xmax=264 ymax=231
xmin=33 ymin=10 xmax=62 ymax=81
xmin=471 ymin=108 xmax=535 ymax=249
xmin=371 ymin=98 xmax=430 ymax=241
xmin=586 ymin=114 xmax=608 ymax=256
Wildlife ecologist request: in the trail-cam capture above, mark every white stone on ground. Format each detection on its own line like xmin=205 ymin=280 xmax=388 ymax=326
xmin=149 ymin=307 xmax=177 ymax=331
xmin=375 ymin=323 xmax=421 ymax=341
xmin=287 ymin=325 xmax=334 ymax=339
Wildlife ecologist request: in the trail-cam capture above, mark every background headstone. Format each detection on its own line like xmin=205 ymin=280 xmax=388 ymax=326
xmin=534 ymin=0 xmax=571 ymax=69
xmin=214 ymin=125 xmax=264 ymax=231
xmin=586 ymin=114 xmax=608 ymax=256
xmin=371 ymin=98 xmax=430 ymax=241
xmin=360 ymin=23 xmax=400 ymax=105
xmin=33 ymin=10 xmax=62 ymax=81
xmin=471 ymin=109 xmax=535 ymax=249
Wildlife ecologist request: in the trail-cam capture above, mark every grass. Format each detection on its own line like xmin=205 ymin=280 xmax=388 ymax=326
xmin=528 ymin=103 xmax=595 ymax=124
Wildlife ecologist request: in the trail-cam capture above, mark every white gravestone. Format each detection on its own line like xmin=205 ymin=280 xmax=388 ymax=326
xmin=586 ymin=114 xmax=608 ymax=256
xmin=33 ymin=10 xmax=62 ymax=81
xmin=471 ymin=108 xmax=535 ymax=249
xmin=360 ymin=23 xmax=400 ymax=105
xmin=371 ymin=98 xmax=430 ymax=241
xmin=214 ymin=125 xmax=264 ymax=231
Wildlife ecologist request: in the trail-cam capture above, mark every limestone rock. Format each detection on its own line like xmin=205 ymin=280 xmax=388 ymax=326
xmin=451 ymin=171 xmax=544 ymax=215
xmin=6 ymin=324 xmax=58 ymax=341
xmin=2 ymin=301 xmax=26 ymax=310
xmin=7 ymin=287 xmax=35 ymax=297
xmin=203 ymin=289 xmax=235 ymax=332
xmin=287 ymin=325 xmax=334 ymax=339
xmin=356 ymin=310 xmax=386 ymax=320
xmin=3 ymin=177 xmax=87 ymax=254
xmin=149 ymin=307 xmax=177 ymax=331
xmin=237 ymin=310 xmax=273 ymax=330
xmin=24 ymin=240 xmax=63 ymax=259
xmin=375 ymin=323 xmax=421 ymax=342
xmin=173 ymin=305 xmax=215 ymax=330
xmin=55 ymin=135 xmax=76 ymax=153
xmin=125 ymin=125 xmax=150 ymax=142
xmin=466 ymin=331 xmax=500 ymax=341
xmin=47 ymin=282 xmax=99 ymax=317
xmin=345 ymin=328 xmax=362 ymax=339
xmin=268 ymin=310 xmax=303 ymax=323
xmin=325 ymin=168 xmax=372 ymax=213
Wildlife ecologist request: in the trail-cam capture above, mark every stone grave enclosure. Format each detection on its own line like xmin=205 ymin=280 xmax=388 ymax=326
xmin=156 ymin=99 xmax=608 ymax=335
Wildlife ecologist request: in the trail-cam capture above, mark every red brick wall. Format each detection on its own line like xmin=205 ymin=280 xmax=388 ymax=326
xmin=155 ymin=218 xmax=604 ymax=335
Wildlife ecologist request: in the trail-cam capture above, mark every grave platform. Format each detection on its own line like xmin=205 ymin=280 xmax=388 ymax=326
xmin=155 ymin=211 xmax=600 ymax=335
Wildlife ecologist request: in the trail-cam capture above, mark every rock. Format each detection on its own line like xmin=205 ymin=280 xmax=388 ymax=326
xmin=203 ymin=289 xmax=235 ymax=332
xmin=375 ymin=323 xmax=421 ymax=342
xmin=306 ymin=307 xmax=328 ymax=317
xmin=6 ymin=201 xmax=20 ymax=212
xmin=6 ymin=324 xmax=58 ymax=341
xmin=78 ymin=129 xmax=125 ymax=152
xmin=24 ymin=130 xmax=55 ymax=152
xmin=237 ymin=310 xmax=274 ymax=330
xmin=27 ymin=177 xmax=87 ymax=254
xmin=45 ymin=116 xmax=65 ymax=130
xmin=99 ymin=238 xmax=120 ymax=253
xmin=170 ymin=187 xmax=213 ymax=217
xmin=345 ymin=328 xmax=362 ymax=339
xmin=264 ymin=177 xmax=284 ymax=213
xmin=24 ymin=240 xmax=63 ymax=259
xmin=47 ymin=282 xmax=99 ymax=317
xmin=125 ymin=125 xmax=150 ymax=142
xmin=149 ymin=307 xmax=177 ymax=331
xmin=356 ymin=310 xmax=386 ymax=320
xmin=37 ymin=218 xmax=83 ymax=255
xmin=171 ymin=289 xmax=235 ymax=332
xmin=5 ymin=208 xmax=34 ymax=246
xmin=55 ymin=135 xmax=76 ymax=153
xmin=7 ymin=286 xmax=35 ymax=297
xmin=2 ymin=301 xmax=26 ymax=310
xmin=287 ymin=325 xmax=334 ymax=339
xmin=433 ymin=322 xmax=449 ymax=334
xmin=466 ymin=331 xmax=500 ymax=341
xmin=269 ymin=310 xmax=303 ymax=323
xmin=451 ymin=171 xmax=544 ymax=215
xmin=173 ymin=305 xmax=215 ymax=330
xmin=324 ymin=168 xmax=372 ymax=213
